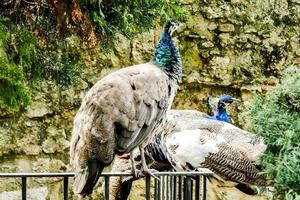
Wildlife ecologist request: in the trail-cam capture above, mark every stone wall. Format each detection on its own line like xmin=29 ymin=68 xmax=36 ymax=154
xmin=0 ymin=0 xmax=299 ymax=199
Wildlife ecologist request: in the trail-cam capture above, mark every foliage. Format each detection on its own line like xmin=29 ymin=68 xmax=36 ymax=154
xmin=246 ymin=66 xmax=300 ymax=199
xmin=0 ymin=1 xmax=189 ymax=110
xmin=160 ymin=0 xmax=190 ymax=22
xmin=0 ymin=17 xmax=82 ymax=111
xmin=80 ymin=0 xmax=189 ymax=37
xmin=0 ymin=17 xmax=33 ymax=109
xmin=0 ymin=61 xmax=31 ymax=109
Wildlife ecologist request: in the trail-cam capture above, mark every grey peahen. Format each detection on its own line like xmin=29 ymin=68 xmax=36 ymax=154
xmin=69 ymin=19 xmax=183 ymax=197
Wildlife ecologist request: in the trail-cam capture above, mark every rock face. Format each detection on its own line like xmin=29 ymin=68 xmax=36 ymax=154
xmin=0 ymin=0 xmax=299 ymax=199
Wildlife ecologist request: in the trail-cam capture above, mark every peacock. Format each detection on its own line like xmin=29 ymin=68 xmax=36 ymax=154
xmin=110 ymin=109 xmax=267 ymax=199
xmin=204 ymin=94 xmax=239 ymax=123
xmin=166 ymin=110 xmax=266 ymax=168
xmin=69 ymin=19 xmax=183 ymax=197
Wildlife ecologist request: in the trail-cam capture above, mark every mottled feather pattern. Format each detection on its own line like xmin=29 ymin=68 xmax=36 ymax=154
xmin=71 ymin=63 xmax=174 ymax=165
xmin=165 ymin=127 xmax=266 ymax=185
xmin=107 ymin=109 xmax=266 ymax=186
xmin=167 ymin=110 xmax=266 ymax=162
xmin=108 ymin=109 xmax=267 ymax=199
xmin=164 ymin=110 xmax=266 ymax=184
xmin=202 ymin=142 xmax=265 ymax=185
xmin=70 ymin=63 xmax=179 ymax=196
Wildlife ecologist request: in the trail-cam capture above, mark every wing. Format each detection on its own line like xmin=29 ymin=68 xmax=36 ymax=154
xmin=215 ymin=122 xmax=266 ymax=162
xmin=165 ymin=129 xmax=265 ymax=185
xmin=168 ymin=109 xmax=209 ymax=120
xmin=201 ymin=142 xmax=265 ymax=185
xmin=114 ymin=63 xmax=177 ymax=153
xmin=167 ymin=111 xmax=266 ymax=162
xmin=70 ymin=62 xmax=176 ymax=167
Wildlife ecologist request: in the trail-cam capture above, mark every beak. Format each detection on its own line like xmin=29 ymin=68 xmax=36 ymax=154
xmin=176 ymin=22 xmax=184 ymax=33
xmin=232 ymin=97 xmax=241 ymax=102
xmin=171 ymin=22 xmax=184 ymax=36
xmin=224 ymin=102 xmax=230 ymax=107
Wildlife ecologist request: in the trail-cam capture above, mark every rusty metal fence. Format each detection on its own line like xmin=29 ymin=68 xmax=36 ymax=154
xmin=0 ymin=169 xmax=213 ymax=200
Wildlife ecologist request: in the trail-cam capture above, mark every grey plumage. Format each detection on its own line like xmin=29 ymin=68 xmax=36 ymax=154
xmin=70 ymin=19 xmax=183 ymax=197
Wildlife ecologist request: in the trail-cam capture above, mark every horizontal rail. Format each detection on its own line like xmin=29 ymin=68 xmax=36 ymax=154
xmin=0 ymin=168 xmax=213 ymax=177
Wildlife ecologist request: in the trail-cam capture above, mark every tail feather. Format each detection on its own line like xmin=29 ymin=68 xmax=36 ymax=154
xmin=73 ymin=160 xmax=104 ymax=197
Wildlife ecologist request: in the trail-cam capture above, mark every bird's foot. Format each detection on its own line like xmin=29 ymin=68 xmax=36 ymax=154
xmin=142 ymin=168 xmax=160 ymax=181
xmin=131 ymin=167 xmax=142 ymax=179
xmin=122 ymin=169 xmax=142 ymax=183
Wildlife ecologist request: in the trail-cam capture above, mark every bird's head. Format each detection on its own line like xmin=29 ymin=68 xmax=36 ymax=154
xmin=164 ymin=19 xmax=182 ymax=36
xmin=218 ymin=94 xmax=240 ymax=109
xmin=153 ymin=19 xmax=183 ymax=83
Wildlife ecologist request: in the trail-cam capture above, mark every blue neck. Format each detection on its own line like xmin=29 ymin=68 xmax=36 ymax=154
xmin=153 ymin=27 xmax=182 ymax=83
xmin=214 ymin=106 xmax=230 ymax=123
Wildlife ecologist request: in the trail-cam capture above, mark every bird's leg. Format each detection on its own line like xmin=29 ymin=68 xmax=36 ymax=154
xmin=130 ymin=151 xmax=140 ymax=179
xmin=139 ymin=145 xmax=160 ymax=181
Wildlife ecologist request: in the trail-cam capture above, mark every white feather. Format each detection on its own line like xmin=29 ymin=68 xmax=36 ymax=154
xmin=165 ymin=129 xmax=225 ymax=170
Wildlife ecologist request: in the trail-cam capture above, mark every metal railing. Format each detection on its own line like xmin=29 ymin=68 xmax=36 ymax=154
xmin=0 ymin=169 xmax=213 ymax=200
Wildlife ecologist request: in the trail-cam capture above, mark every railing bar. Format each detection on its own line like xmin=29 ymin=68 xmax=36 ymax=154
xmin=169 ymin=176 xmax=172 ymax=200
xmin=162 ymin=176 xmax=165 ymax=200
xmin=153 ymin=170 xmax=213 ymax=176
xmin=154 ymin=178 xmax=157 ymax=200
xmin=202 ymin=176 xmax=207 ymax=200
xmin=195 ymin=176 xmax=200 ymax=200
xmin=191 ymin=177 xmax=194 ymax=200
xmin=170 ymin=175 xmax=173 ymax=200
xmin=154 ymin=178 xmax=158 ymax=200
xmin=166 ymin=176 xmax=169 ymax=200
xmin=186 ymin=176 xmax=192 ymax=200
xmin=22 ymin=177 xmax=26 ymax=200
xmin=63 ymin=176 xmax=68 ymax=200
xmin=158 ymin=176 xmax=161 ymax=200
xmin=146 ymin=175 xmax=151 ymax=200
xmin=173 ymin=176 xmax=177 ymax=200
xmin=105 ymin=176 xmax=109 ymax=200
xmin=0 ymin=170 xmax=213 ymax=177
xmin=183 ymin=177 xmax=187 ymax=200
xmin=178 ymin=176 xmax=182 ymax=200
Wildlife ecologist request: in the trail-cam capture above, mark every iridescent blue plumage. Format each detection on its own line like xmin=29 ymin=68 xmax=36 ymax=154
xmin=213 ymin=94 xmax=234 ymax=123
xmin=153 ymin=19 xmax=182 ymax=83
xmin=205 ymin=94 xmax=235 ymax=123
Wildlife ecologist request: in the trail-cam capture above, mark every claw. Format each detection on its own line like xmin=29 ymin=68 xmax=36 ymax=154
xmin=121 ymin=169 xmax=141 ymax=183
xmin=131 ymin=168 xmax=141 ymax=179
xmin=142 ymin=168 xmax=160 ymax=181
